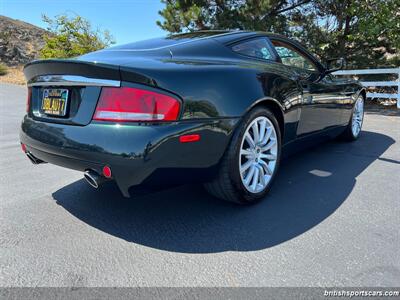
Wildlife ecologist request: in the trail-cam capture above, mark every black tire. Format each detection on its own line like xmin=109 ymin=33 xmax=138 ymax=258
xmin=341 ymin=95 xmax=364 ymax=141
xmin=204 ymin=107 xmax=282 ymax=204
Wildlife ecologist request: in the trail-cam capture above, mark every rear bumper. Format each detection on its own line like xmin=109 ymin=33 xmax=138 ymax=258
xmin=20 ymin=116 xmax=239 ymax=197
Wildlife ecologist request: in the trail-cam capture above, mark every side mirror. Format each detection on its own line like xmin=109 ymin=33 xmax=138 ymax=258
xmin=324 ymin=58 xmax=345 ymax=74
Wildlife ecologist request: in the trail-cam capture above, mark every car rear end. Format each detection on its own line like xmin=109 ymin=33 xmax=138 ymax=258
xmin=20 ymin=58 xmax=234 ymax=197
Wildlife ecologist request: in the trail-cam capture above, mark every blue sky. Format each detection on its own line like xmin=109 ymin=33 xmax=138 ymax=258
xmin=1 ymin=0 xmax=167 ymax=45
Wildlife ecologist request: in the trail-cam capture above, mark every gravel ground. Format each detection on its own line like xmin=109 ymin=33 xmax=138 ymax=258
xmin=0 ymin=66 xmax=25 ymax=85
xmin=1 ymin=83 xmax=399 ymax=287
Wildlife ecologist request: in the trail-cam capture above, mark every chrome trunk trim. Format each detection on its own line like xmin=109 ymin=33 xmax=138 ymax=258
xmin=27 ymin=75 xmax=121 ymax=87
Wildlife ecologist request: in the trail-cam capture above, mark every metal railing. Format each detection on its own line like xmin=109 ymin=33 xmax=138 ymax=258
xmin=333 ymin=68 xmax=400 ymax=108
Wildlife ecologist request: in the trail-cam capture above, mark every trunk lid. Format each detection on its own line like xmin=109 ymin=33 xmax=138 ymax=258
xmin=23 ymin=51 xmax=166 ymax=125
xmin=24 ymin=43 xmax=174 ymax=125
xmin=24 ymin=59 xmax=120 ymax=126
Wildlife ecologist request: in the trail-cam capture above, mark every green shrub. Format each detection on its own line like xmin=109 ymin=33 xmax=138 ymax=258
xmin=0 ymin=64 xmax=7 ymax=76
xmin=40 ymin=14 xmax=115 ymax=59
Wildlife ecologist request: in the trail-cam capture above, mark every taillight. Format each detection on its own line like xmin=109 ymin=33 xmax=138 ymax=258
xmin=26 ymin=88 xmax=32 ymax=113
xmin=93 ymin=87 xmax=180 ymax=122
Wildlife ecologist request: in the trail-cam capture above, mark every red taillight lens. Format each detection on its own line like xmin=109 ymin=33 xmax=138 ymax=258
xmin=26 ymin=88 xmax=32 ymax=113
xmin=93 ymin=87 xmax=180 ymax=122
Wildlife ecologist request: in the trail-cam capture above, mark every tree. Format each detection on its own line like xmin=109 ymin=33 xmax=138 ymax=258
xmin=40 ymin=14 xmax=115 ymax=59
xmin=290 ymin=0 xmax=400 ymax=67
xmin=157 ymin=0 xmax=400 ymax=67
xmin=157 ymin=0 xmax=311 ymax=34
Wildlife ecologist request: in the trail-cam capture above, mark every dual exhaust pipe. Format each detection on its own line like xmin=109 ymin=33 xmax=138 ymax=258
xmin=23 ymin=146 xmax=109 ymax=189
xmin=84 ymin=169 xmax=109 ymax=189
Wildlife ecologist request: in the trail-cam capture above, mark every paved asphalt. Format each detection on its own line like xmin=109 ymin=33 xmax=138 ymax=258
xmin=1 ymin=83 xmax=399 ymax=287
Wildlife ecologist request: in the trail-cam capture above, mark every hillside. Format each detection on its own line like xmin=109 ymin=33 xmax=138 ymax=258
xmin=0 ymin=15 xmax=48 ymax=66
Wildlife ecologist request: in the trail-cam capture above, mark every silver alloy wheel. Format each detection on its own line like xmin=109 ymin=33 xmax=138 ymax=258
xmin=351 ymin=96 xmax=364 ymax=137
xmin=239 ymin=116 xmax=278 ymax=193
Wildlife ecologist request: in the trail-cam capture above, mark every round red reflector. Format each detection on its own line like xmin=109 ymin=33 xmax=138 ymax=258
xmin=21 ymin=143 xmax=27 ymax=153
xmin=102 ymin=165 xmax=112 ymax=178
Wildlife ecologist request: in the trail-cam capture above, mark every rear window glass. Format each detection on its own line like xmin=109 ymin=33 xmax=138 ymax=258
xmin=109 ymin=38 xmax=184 ymax=50
xmin=110 ymin=32 xmax=228 ymax=50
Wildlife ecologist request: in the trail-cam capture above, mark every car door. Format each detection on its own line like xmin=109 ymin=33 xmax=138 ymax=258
xmin=269 ymin=38 xmax=344 ymax=137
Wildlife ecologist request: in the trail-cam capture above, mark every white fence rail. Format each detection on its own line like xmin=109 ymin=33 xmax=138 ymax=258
xmin=333 ymin=68 xmax=400 ymax=108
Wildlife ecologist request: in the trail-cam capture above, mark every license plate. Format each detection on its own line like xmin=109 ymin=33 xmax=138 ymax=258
xmin=41 ymin=89 xmax=69 ymax=116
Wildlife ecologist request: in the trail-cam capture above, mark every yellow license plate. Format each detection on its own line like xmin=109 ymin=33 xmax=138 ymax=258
xmin=41 ymin=89 xmax=69 ymax=116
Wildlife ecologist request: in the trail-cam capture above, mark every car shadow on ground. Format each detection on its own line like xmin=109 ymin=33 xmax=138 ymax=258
xmin=52 ymin=131 xmax=394 ymax=253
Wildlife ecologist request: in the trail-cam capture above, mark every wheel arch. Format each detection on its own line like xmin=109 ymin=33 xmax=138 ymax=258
xmin=244 ymin=97 xmax=285 ymax=141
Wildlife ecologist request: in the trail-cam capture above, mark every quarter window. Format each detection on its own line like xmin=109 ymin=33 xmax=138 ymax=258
xmin=272 ymin=40 xmax=316 ymax=71
xmin=232 ymin=38 xmax=273 ymax=61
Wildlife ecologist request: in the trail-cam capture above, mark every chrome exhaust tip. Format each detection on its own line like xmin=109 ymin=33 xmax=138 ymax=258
xmin=26 ymin=152 xmax=45 ymax=165
xmin=84 ymin=170 xmax=107 ymax=189
xmin=26 ymin=152 xmax=36 ymax=164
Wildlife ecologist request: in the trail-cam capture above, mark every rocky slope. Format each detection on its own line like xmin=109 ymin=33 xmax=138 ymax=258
xmin=0 ymin=15 xmax=49 ymax=66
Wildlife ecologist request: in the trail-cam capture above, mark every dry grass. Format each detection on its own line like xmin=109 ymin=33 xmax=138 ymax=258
xmin=0 ymin=65 xmax=26 ymax=85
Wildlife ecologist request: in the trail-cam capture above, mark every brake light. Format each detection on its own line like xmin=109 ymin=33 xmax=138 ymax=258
xmin=93 ymin=87 xmax=180 ymax=122
xmin=26 ymin=88 xmax=32 ymax=113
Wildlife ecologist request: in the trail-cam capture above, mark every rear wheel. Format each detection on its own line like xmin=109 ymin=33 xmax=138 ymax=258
xmin=204 ymin=107 xmax=281 ymax=204
xmin=341 ymin=95 xmax=364 ymax=141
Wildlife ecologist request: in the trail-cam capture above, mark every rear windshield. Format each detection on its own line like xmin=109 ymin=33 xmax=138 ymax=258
xmin=110 ymin=31 xmax=229 ymax=50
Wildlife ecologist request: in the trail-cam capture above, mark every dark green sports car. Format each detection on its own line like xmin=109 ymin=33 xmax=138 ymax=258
xmin=20 ymin=31 xmax=365 ymax=204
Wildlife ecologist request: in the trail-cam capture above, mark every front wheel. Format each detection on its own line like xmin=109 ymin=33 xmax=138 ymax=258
xmin=204 ymin=107 xmax=281 ymax=204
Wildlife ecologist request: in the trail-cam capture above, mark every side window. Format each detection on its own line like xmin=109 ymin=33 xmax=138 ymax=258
xmin=272 ymin=40 xmax=316 ymax=71
xmin=232 ymin=38 xmax=274 ymax=61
